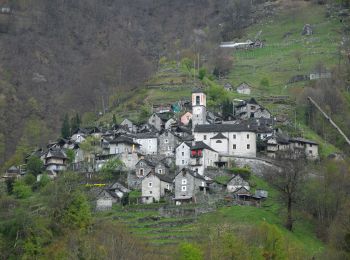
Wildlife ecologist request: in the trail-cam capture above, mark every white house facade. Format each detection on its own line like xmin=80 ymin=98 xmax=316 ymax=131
xmin=193 ymin=124 xmax=257 ymax=158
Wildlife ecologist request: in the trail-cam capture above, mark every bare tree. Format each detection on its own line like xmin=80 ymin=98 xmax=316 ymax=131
xmin=265 ymin=151 xmax=307 ymax=231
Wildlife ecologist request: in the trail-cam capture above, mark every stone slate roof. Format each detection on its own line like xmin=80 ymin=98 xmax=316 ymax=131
xmin=275 ymin=133 xmax=290 ymax=144
xmin=191 ymin=141 xmax=217 ymax=153
xmin=194 ymin=123 xmax=256 ymax=133
xmin=134 ymin=132 xmax=158 ymax=139
xmin=7 ymin=166 xmax=20 ymax=173
xmin=237 ymin=82 xmax=252 ymax=90
xmin=110 ymin=136 xmax=140 ymax=146
xmin=137 ymin=159 xmax=156 ymax=167
xmin=289 ymin=137 xmax=318 ymax=145
xmin=156 ymin=112 xmax=174 ymax=122
xmin=191 ymin=88 xmax=205 ymax=94
xmin=176 ymin=168 xmax=207 ymax=181
xmin=108 ymin=182 xmax=131 ymax=193
xmin=155 ymin=173 xmax=173 ymax=183
xmin=210 ymin=133 xmax=228 ymax=139
xmin=46 ymin=148 xmax=67 ymax=159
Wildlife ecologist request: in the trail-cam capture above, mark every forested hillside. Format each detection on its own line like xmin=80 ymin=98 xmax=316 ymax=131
xmin=1 ymin=0 xmax=267 ymax=166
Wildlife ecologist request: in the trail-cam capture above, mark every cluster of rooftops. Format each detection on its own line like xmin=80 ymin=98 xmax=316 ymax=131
xmin=4 ymin=91 xmax=319 ymax=207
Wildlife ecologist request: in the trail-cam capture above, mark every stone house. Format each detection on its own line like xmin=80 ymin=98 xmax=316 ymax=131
xmin=289 ymin=138 xmax=319 ymax=160
xmin=154 ymin=161 xmax=170 ymax=175
xmin=165 ymin=118 xmax=177 ymax=130
xmin=109 ymin=136 xmax=140 ymax=155
xmin=44 ymin=148 xmax=67 ymax=173
xmin=172 ymin=125 xmax=193 ymax=140
xmin=266 ymin=134 xmax=319 ymax=160
xmin=96 ymin=182 xmax=131 ymax=210
xmin=190 ymin=141 xmax=219 ymax=175
xmin=236 ymin=82 xmax=252 ymax=95
xmin=148 ymin=113 xmax=163 ymax=131
xmin=159 ymin=130 xmax=179 ymax=157
xmin=96 ymin=190 xmax=116 ymax=211
xmin=180 ymin=112 xmax=192 ymax=126
xmin=148 ymin=112 xmax=174 ymax=131
xmin=175 ymin=141 xmax=192 ymax=168
xmin=174 ymin=168 xmax=210 ymax=205
xmin=224 ymin=82 xmax=233 ymax=91
xmin=134 ymin=132 xmax=158 ymax=155
xmin=234 ymin=98 xmax=271 ymax=120
xmin=193 ymin=124 xmax=257 ymax=158
xmin=141 ymin=172 xmax=173 ymax=204
xmin=135 ymin=158 xmax=155 ymax=178
xmin=3 ymin=166 xmax=21 ymax=179
xmin=227 ymin=175 xmax=250 ymax=193
xmin=120 ymin=118 xmax=137 ymax=133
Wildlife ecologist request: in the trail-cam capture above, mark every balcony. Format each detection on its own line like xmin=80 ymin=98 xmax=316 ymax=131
xmin=190 ymin=149 xmax=203 ymax=158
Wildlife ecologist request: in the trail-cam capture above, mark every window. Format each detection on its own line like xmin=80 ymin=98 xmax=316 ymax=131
xmin=148 ymin=182 xmax=152 ymax=187
xmin=158 ymin=169 xmax=162 ymax=174
xmin=149 ymin=191 xmax=152 ymax=194
xmin=204 ymin=135 xmax=207 ymax=140
xmin=166 ymin=184 xmax=170 ymax=189
xmin=182 ymin=145 xmax=184 ymax=148
xmin=182 ymin=160 xmax=185 ymax=164
xmin=233 ymin=134 xmax=236 ymax=139
xmin=181 ymin=186 xmax=187 ymax=191
xmin=309 ymin=150 xmax=313 ymax=154
xmin=216 ymin=140 xmax=222 ymax=143
xmin=247 ymin=144 xmax=250 ymax=149
xmin=140 ymin=162 xmax=143 ymax=166
xmin=139 ymin=169 xmax=144 ymax=176
xmin=182 ymin=179 xmax=187 ymax=185
xmin=196 ymin=95 xmax=200 ymax=105
xmin=233 ymin=144 xmax=236 ymax=149
xmin=168 ymin=146 xmax=171 ymax=150
xmin=165 ymin=139 xmax=168 ymax=143
xmin=247 ymin=134 xmax=250 ymax=139
xmin=182 ymin=152 xmax=184 ymax=156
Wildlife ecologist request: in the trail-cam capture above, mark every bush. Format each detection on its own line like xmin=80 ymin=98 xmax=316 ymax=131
xmin=13 ymin=180 xmax=32 ymax=199
xmin=181 ymin=58 xmax=193 ymax=71
xmin=177 ymin=242 xmax=203 ymax=260
xmin=198 ymin=68 xmax=207 ymax=80
xmin=24 ymin=174 xmax=36 ymax=186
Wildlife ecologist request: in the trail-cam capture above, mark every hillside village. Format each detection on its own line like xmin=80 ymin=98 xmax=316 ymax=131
xmin=4 ymin=89 xmax=320 ymax=210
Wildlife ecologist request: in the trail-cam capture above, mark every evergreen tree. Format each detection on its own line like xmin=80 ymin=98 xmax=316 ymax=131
xmin=222 ymin=98 xmax=233 ymax=120
xmin=27 ymin=156 xmax=44 ymax=177
xmin=112 ymin=114 xmax=117 ymax=125
xmin=70 ymin=113 xmax=81 ymax=134
xmin=61 ymin=114 xmax=70 ymax=139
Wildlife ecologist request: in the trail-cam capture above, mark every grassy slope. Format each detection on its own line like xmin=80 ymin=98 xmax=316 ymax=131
xmin=228 ymin=3 xmax=341 ymax=94
xmin=94 ymin=175 xmax=323 ymax=256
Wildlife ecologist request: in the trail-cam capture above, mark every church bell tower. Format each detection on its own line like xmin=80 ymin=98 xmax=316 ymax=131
xmin=192 ymin=90 xmax=207 ymax=129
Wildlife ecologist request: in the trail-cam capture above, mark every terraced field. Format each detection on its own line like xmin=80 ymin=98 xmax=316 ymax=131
xmin=95 ymin=203 xmax=198 ymax=247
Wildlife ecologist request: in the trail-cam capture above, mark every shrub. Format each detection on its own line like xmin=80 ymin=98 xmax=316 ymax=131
xmin=177 ymin=242 xmax=203 ymax=260
xmin=198 ymin=68 xmax=207 ymax=80
xmin=13 ymin=180 xmax=32 ymax=199
xmin=24 ymin=174 xmax=36 ymax=186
